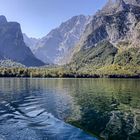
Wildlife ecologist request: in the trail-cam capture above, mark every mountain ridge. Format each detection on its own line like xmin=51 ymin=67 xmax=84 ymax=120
xmin=24 ymin=15 xmax=91 ymax=65
xmin=22 ymin=0 xmax=140 ymax=69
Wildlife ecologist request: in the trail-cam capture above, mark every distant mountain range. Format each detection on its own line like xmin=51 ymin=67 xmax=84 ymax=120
xmin=24 ymin=15 xmax=91 ymax=65
xmin=0 ymin=0 xmax=140 ymax=69
xmin=23 ymin=33 xmax=39 ymax=51
xmin=0 ymin=16 xmax=45 ymax=67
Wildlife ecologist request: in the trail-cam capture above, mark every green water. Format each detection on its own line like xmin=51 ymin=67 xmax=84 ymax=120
xmin=64 ymin=78 xmax=140 ymax=140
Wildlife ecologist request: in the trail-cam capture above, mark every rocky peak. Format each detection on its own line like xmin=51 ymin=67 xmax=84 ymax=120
xmin=117 ymin=0 xmax=127 ymax=10
xmin=99 ymin=0 xmax=128 ymax=15
xmin=124 ymin=0 xmax=140 ymax=6
xmin=0 ymin=15 xmax=7 ymax=25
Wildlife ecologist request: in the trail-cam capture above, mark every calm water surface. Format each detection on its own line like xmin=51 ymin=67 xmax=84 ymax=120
xmin=0 ymin=78 xmax=140 ymax=140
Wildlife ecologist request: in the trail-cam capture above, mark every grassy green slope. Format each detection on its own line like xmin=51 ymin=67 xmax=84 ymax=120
xmin=70 ymin=40 xmax=140 ymax=77
xmin=72 ymin=40 xmax=118 ymax=67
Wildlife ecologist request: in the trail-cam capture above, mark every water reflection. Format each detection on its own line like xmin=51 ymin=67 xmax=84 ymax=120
xmin=0 ymin=78 xmax=140 ymax=140
xmin=66 ymin=79 xmax=140 ymax=140
xmin=0 ymin=78 xmax=96 ymax=140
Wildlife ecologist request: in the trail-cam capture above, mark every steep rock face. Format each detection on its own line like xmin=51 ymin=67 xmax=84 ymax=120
xmin=71 ymin=0 xmax=140 ymax=66
xmin=34 ymin=15 xmax=90 ymax=64
xmin=124 ymin=0 xmax=140 ymax=5
xmin=0 ymin=16 xmax=45 ymax=67
xmin=80 ymin=0 xmax=140 ymax=49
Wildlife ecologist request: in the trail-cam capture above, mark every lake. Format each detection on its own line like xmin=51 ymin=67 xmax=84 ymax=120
xmin=0 ymin=78 xmax=140 ymax=140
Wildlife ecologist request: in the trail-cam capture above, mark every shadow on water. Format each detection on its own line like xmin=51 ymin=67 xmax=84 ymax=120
xmin=0 ymin=78 xmax=140 ymax=140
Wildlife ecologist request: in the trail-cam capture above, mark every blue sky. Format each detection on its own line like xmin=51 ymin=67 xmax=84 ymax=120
xmin=0 ymin=0 xmax=107 ymax=38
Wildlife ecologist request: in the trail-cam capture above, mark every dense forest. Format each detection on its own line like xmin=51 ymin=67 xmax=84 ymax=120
xmin=0 ymin=64 xmax=139 ymax=78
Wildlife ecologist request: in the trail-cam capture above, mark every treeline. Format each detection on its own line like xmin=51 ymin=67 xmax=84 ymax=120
xmin=0 ymin=67 xmax=98 ymax=78
xmin=0 ymin=64 xmax=140 ymax=78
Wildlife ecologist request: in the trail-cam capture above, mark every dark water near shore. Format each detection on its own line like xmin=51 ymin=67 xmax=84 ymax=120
xmin=0 ymin=78 xmax=140 ymax=140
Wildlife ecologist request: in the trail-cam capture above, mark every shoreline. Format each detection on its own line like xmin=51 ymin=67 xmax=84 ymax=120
xmin=0 ymin=64 xmax=140 ymax=79
xmin=0 ymin=75 xmax=139 ymax=79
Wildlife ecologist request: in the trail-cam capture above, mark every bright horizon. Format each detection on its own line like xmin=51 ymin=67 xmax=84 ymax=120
xmin=0 ymin=0 xmax=107 ymax=38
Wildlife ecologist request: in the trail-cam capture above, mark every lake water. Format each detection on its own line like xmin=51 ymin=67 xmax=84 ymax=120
xmin=0 ymin=78 xmax=140 ymax=140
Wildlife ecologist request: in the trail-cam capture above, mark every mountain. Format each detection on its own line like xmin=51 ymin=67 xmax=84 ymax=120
xmin=124 ymin=0 xmax=140 ymax=5
xmin=71 ymin=0 xmax=140 ymax=69
xmin=72 ymin=40 xmax=118 ymax=66
xmin=23 ymin=33 xmax=39 ymax=51
xmin=33 ymin=15 xmax=90 ymax=64
xmin=0 ymin=15 xmax=45 ymax=67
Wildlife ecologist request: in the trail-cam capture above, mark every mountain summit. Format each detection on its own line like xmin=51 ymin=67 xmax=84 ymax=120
xmin=75 ymin=0 xmax=140 ymax=49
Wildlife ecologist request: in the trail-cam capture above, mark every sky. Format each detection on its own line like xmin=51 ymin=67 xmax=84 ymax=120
xmin=0 ymin=0 xmax=107 ymax=38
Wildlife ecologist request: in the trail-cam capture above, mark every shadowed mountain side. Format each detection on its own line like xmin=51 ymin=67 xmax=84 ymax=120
xmin=0 ymin=15 xmax=45 ymax=67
